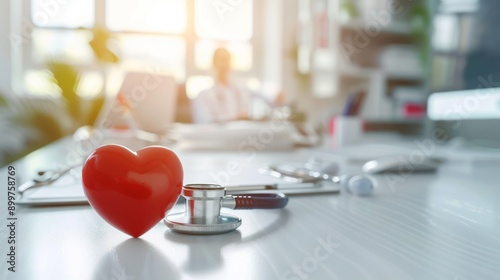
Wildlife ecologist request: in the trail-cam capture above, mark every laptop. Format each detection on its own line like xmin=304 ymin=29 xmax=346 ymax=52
xmin=96 ymin=72 xmax=178 ymax=135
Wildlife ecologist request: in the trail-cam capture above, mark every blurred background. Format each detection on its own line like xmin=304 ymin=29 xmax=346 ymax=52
xmin=0 ymin=0 xmax=496 ymax=165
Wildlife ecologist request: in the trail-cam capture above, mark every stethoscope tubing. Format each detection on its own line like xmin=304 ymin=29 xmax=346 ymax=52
xmin=229 ymin=193 xmax=288 ymax=209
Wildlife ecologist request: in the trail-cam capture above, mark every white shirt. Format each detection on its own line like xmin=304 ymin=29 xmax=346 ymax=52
xmin=192 ymin=82 xmax=249 ymax=123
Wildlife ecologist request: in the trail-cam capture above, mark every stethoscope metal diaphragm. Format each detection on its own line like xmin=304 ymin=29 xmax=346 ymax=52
xmin=164 ymin=212 xmax=242 ymax=235
xmin=164 ymin=184 xmax=288 ymax=235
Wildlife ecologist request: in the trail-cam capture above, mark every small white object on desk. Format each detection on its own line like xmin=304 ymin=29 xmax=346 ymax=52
xmin=331 ymin=116 xmax=364 ymax=147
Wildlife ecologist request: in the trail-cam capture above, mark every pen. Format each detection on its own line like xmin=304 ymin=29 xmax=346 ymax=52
xmin=349 ymin=91 xmax=366 ymax=116
xmin=224 ymin=182 xmax=340 ymax=196
xmin=342 ymin=93 xmax=357 ymax=116
xmin=225 ymin=182 xmax=318 ymax=192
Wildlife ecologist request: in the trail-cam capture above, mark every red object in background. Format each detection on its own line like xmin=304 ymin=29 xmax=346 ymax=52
xmin=403 ymin=103 xmax=425 ymax=118
xmin=316 ymin=11 xmax=329 ymax=48
xmin=116 ymin=92 xmax=132 ymax=111
xmin=82 ymin=145 xmax=183 ymax=238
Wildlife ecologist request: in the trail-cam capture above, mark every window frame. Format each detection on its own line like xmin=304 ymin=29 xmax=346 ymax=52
xmin=18 ymin=0 xmax=263 ymax=95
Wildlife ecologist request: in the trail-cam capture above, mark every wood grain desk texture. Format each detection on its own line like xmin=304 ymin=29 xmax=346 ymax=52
xmin=1 ymin=135 xmax=500 ymax=280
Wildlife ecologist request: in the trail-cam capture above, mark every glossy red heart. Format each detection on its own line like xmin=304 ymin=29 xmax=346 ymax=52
xmin=82 ymin=144 xmax=183 ymax=238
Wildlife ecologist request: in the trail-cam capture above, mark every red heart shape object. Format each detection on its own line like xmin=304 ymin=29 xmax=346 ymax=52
xmin=82 ymin=144 xmax=183 ymax=238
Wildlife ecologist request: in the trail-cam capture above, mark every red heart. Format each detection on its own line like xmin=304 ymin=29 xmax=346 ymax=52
xmin=82 ymin=144 xmax=183 ymax=238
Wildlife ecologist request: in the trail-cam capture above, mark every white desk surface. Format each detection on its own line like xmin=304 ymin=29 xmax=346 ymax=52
xmin=1 ymin=135 xmax=500 ymax=280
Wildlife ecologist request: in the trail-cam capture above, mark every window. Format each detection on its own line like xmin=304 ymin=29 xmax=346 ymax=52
xmin=31 ymin=0 xmax=95 ymax=28
xmin=31 ymin=29 xmax=94 ymax=64
xmin=195 ymin=0 xmax=252 ymax=41
xmin=22 ymin=0 xmax=256 ymax=98
xmin=106 ymin=0 xmax=186 ymax=33
xmin=116 ymin=35 xmax=186 ymax=80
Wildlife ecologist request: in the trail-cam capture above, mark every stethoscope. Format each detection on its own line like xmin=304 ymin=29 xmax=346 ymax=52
xmin=164 ymin=164 xmax=376 ymax=235
xmin=164 ymin=184 xmax=289 ymax=234
xmin=261 ymin=162 xmax=376 ymax=196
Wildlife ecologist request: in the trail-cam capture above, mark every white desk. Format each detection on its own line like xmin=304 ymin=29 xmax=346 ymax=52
xmin=1 ymin=136 xmax=500 ymax=280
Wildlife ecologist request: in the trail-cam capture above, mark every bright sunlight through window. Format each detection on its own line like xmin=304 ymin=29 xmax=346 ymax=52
xmin=31 ymin=0 xmax=94 ymax=28
xmin=106 ymin=0 xmax=186 ymax=33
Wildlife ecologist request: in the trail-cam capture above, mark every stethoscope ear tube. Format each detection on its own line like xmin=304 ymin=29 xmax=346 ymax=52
xmin=229 ymin=193 xmax=288 ymax=209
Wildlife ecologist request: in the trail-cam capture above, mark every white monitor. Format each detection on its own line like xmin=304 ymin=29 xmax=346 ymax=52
xmin=428 ymin=88 xmax=500 ymax=121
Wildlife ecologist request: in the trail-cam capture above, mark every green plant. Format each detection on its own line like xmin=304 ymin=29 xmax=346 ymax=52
xmin=47 ymin=26 xmax=119 ymax=132
xmin=340 ymin=0 xmax=359 ymax=21
xmin=48 ymin=61 xmax=82 ymax=123
xmin=0 ymin=94 xmax=63 ymax=164
xmin=1 ymin=26 xmax=119 ymax=164
xmin=86 ymin=26 xmax=119 ymax=125
xmin=409 ymin=3 xmax=431 ymax=74
xmin=0 ymin=94 xmax=7 ymax=107
xmin=11 ymin=102 xmax=63 ymax=144
xmin=48 ymin=61 xmax=105 ymax=131
xmin=86 ymin=94 xmax=106 ymax=126
xmin=89 ymin=26 xmax=119 ymax=64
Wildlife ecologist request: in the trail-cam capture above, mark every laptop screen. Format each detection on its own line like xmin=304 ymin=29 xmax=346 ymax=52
xmin=95 ymin=72 xmax=178 ymax=135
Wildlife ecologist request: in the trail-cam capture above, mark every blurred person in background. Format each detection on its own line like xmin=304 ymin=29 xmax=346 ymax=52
xmin=192 ymin=48 xmax=285 ymax=123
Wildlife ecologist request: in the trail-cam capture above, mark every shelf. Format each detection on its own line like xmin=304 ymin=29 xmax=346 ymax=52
xmin=432 ymin=50 xmax=469 ymax=57
xmin=364 ymin=118 xmax=425 ymax=134
xmin=338 ymin=66 xmax=376 ymax=77
xmin=365 ymin=118 xmax=425 ymax=124
xmin=339 ymin=19 xmax=412 ymax=36
xmin=384 ymin=72 xmax=424 ymax=81
xmin=337 ymin=66 xmax=423 ymax=81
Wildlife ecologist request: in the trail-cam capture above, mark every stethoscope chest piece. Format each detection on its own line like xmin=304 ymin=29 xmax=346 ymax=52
xmin=164 ymin=184 xmax=241 ymax=235
xmin=164 ymin=184 xmax=288 ymax=235
xmin=164 ymin=212 xmax=241 ymax=235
